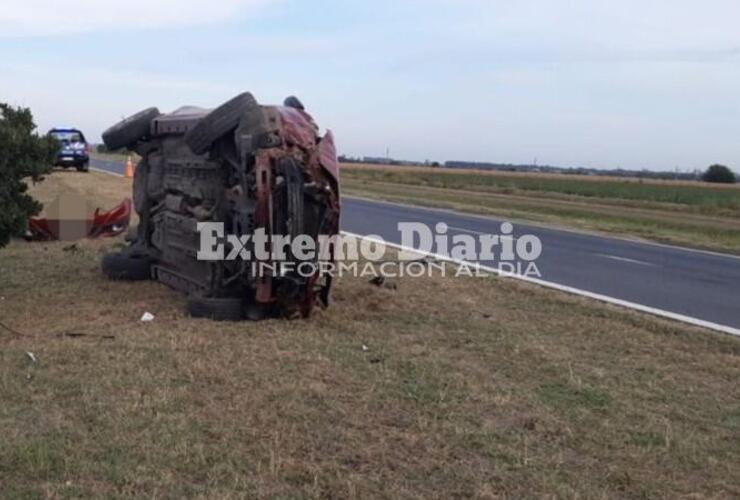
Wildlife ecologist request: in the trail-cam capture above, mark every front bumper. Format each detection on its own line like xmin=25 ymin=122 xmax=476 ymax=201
xmin=55 ymin=154 xmax=89 ymax=166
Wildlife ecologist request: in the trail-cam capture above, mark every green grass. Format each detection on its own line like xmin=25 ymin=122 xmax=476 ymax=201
xmin=342 ymin=165 xmax=740 ymax=254
xmin=3 ymin=230 xmax=740 ymax=497
xmin=538 ymin=382 xmax=612 ymax=411
xmin=2 ymin=169 xmax=740 ymax=498
xmin=90 ymin=151 xmax=138 ymax=163
xmin=347 ymin=167 xmax=740 ymax=216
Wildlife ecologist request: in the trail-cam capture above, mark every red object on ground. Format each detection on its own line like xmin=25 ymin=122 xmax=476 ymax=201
xmin=26 ymin=198 xmax=132 ymax=241
xmin=89 ymin=198 xmax=132 ymax=238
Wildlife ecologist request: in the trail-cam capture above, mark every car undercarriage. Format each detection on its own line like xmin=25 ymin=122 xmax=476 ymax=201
xmin=100 ymin=92 xmax=340 ymax=320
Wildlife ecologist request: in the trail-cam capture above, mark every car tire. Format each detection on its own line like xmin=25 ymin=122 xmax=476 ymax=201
xmin=76 ymin=161 xmax=89 ymax=172
xmin=102 ymin=252 xmax=153 ymax=281
xmin=186 ymin=296 xmax=244 ymax=322
xmin=184 ymin=92 xmax=260 ymax=155
xmin=102 ymin=107 xmax=160 ymax=151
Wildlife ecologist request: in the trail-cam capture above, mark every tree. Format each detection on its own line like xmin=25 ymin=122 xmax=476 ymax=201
xmin=702 ymin=164 xmax=736 ymax=184
xmin=0 ymin=103 xmax=56 ymax=247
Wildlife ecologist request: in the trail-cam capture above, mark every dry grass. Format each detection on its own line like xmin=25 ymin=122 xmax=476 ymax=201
xmin=1 ymin=171 xmax=739 ymax=498
xmin=31 ymin=167 xmax=139 ymax=218
xmin=344 ymin=163 xmax=740 ymax=189
xmin=341 ymin=164 xmax=740 ymax=254
xmin=90 ymin=152 xmax=140 ymax=163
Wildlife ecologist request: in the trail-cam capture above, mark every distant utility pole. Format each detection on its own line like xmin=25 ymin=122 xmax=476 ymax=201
xmin=386 ymin=147 xmax=390 ymax=160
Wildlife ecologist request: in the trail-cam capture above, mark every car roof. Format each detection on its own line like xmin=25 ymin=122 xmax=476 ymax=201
xmin=49 ymin=128 xmax=87 ymax=141
xmin=50 ymin=128 xmax=84 ymax=133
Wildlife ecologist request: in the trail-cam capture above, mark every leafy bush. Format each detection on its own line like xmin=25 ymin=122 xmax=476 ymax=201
xmin=0 ymin=104 xmax=56 ymax=247
xmin=702 ymin=164 xmax=736 ymax=184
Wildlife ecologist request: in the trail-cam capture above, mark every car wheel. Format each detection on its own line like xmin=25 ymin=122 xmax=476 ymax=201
xmin=76 ymin=162 xmax=89 ymax=172
xmin=102 ymin=252 xmax=153 ymax=281
xmin=186 ymin=296 xmax=244 ymax=322
xmin=102 ymin=107 xmax=160 ymax=151
xmin=184 ymin=92 xmax=260 ymax=155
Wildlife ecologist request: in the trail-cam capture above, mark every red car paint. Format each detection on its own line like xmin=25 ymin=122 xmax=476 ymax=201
xmin=26 ymin=198 xmax=132 ymax=241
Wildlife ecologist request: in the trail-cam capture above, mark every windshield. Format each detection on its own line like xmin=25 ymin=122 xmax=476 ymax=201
xmin=51 ymin=131 xmax=84 ymax=144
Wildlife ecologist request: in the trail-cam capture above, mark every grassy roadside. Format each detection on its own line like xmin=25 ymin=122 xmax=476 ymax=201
xmin=342 ymin=164 xmax=740 ymax=214
xmin=90 ymin=151 xmax=140 ymax=163
xmin=1 ymin=171 xmax=739 ymax=497
xmin=342 ymin=164 xmax=740 ymax=254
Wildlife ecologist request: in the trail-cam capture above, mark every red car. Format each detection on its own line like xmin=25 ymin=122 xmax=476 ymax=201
xmin=100 ymin=93 xmax=340 ymax=321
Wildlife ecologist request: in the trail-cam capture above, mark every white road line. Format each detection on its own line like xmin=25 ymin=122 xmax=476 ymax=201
xmin=91 ymin=165 xmax=740 ymax=338
xmin=343 ymin=194 xmax=740 ymax=262
xmin=342 ymin=231 xmax=740 ymax=338
xmin=596 ymin=254 xmax=656 ymax=267
xmin=95 ymin=166 xmax=740 ymax=265
xmin=448 ymin=225 xmax=488 ymax=235
xmin=448 ymin=226 xmax=519 ymax=241
xmin=448 ymin=225 xmax=518 ymax=238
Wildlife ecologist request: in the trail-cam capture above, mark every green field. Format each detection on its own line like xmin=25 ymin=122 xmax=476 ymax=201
xmin=342 ymin=164 xmax=740 ymax=254
xmin=345 ymin=166 xmax=740 ymax=215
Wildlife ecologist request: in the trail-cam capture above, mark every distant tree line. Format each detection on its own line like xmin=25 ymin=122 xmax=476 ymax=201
xmin=702 ymin=164 xmax=736 ymax=184
xmin=444 ymin=161 xmax=712 ymax=181
xmin=339 ymin=155 xmax=440 ymax=167
xmin=339 ymin=155 xmax=736 ymax=184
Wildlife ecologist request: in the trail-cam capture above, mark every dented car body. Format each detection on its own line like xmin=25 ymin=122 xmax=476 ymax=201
xmin=101 ymin=93 xmax=340 ymax=320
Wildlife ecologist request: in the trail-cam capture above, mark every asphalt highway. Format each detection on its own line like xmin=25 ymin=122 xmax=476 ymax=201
xmin=91 ymin=157 xmax=740 ymax=332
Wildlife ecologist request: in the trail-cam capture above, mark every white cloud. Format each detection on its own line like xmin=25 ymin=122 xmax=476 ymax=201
xmin=408 ymin=0 xmax=740 ymax=60
xmin=0 ymin=0 xmax=273 ymax=36
xmin=2 ymin=0 xmax=740 ymax=168
xmin=0 ymin=61 xmax=236 ymax=139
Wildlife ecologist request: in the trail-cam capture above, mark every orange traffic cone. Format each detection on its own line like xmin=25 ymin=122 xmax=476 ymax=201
xmin=124 ymin=156 xmax=135 ymax=178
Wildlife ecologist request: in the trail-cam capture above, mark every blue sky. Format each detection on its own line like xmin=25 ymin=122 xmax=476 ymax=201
xmin=1 ymin=0 xmax=739 ymax=171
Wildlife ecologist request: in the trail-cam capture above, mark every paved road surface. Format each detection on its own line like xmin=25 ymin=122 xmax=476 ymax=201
xmin=91 ymin=157 xmax=740 ymax=332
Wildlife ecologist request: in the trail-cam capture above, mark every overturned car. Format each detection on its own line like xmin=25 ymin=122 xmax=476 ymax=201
xmin=101 ymin=93 xmax=340 ymax=320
